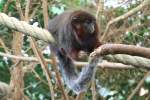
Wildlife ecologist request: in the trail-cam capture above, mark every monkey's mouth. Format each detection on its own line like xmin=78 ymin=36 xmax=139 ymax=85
xmin=84 ymin=23 xmax=95 ymax=34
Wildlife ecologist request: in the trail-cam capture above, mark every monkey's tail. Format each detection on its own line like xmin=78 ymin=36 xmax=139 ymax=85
xmin=57 ymin=49 xmax=100 ymax=94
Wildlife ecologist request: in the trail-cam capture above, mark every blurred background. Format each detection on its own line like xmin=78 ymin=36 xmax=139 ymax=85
xmin=0 ymin=0 xmax=150 ymax=100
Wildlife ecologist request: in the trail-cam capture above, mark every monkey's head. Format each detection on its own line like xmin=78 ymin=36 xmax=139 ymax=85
xmin=68 ymin=10 xmax=100 ymax=53
xmin=70 ymin=10 xmax=99 ymax=41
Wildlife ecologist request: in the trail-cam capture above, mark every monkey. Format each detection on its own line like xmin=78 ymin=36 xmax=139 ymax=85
xmin=48 ymin=10 xmax=101 ymax=94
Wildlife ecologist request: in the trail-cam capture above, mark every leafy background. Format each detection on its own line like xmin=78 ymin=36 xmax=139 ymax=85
xmin=0 ymin=0 xmax=150 ymax=100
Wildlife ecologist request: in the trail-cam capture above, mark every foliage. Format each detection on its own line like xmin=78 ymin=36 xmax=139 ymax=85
xmin=0 ymin=0 xmax=150 ymax=100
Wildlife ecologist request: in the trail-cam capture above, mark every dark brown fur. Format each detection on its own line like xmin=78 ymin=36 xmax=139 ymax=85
xmin=48 ymin=10 xmax=101 ymax=59
xmin=48 ymin=10 xmax=101 ymax=94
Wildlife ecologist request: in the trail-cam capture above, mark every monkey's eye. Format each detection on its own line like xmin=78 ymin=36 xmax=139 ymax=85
xmin=85 ymin=20 xmax=91 ymax=24
xmin=85 ymin=19 xmax=96 ymax=24
xmin=72 ymin=17 xmax=81 ymax=21
xmin=72 ymin=18 xmax=81 ymax=24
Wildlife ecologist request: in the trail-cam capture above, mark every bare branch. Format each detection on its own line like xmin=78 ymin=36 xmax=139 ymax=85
xmin=0 ymin=52 xmax=144 ymax=69
xmin=101 ymin=0 xmax=150 ymax=41
xmin=91 ymin=44 xmax=150 ymax=59
xmin=127 ymin=71 xmax=150 ymax=100
xmin=30 ymin=38 xmax=55 ymax=100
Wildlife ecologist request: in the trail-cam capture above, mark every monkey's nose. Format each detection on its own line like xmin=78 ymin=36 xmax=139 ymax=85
xmin=88 ymin=23 xmax=95 ymax=34
xmin=91 ymin=24 xmax=95 ymax=33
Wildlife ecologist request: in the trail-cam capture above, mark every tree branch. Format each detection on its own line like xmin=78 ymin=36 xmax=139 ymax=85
xmin=91 ymin=44 xmax=150 ymax=59
xmin=1 ymin=51 xmax=150 ymax=69
xmin=101 ymin=0 xmax=150 ymax=41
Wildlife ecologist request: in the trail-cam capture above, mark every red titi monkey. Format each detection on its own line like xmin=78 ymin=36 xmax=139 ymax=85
xmin=48 ymin=10 xmax=101 ymax=94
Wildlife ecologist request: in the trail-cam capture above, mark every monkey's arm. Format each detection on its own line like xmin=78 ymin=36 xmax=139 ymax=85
xmin=57 ymin=48 xmax=101 ymax=94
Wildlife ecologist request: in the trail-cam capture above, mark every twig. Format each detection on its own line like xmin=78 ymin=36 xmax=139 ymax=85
xmin=0 ymin=38 xmax=9 ymax=53
xmin=3 ymin=0 xmax=12 ymax=13
xmin=92 ymin=1 xmax=104 ymax=99
xmin=25 ymin=1 xmax=55 ymax=99
xmin=101 ymin=0 xmax=150 ymax=41
xmin=91 ymin=70 xmax=97 ymax=100
xmin=127 ymin=71 xmax=150 ymax=100
xmin=16 ymin=0 xmax=24 ymax=19
xmin=42 ymin=0 xmax=49 ymax=28
xmin=51 ymin=55 xmax=69 ymax=100
xmin=1 ymin=51 xmax=150 ymax=69
xmin=30 ymin=38 xmax=55 ymax=100
xmin=29 ymin=5 xmax=40 ymax=19
xmin=25 ymin=0 xmax=31 ymax=21
xmin=106 ymin=20 xmax=150 ymax=41
xmin=32 ymin=68 xmax=48 ymax=85
xmin=96 ymin=0 xmax=104 ymax=19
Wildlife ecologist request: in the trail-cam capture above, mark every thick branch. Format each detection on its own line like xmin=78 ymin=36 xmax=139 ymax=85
xmin=91 ymin=44 xmax=150 ymax=59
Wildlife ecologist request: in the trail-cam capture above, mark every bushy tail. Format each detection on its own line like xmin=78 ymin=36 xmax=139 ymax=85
xmin=56 ymin=48 xmax=100 ymax=94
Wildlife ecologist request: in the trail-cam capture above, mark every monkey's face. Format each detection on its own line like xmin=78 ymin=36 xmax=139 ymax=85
xmin=72 ymin=16 xmax=96 ymax=34
xmin=71 ymin=11 xmax=98 ymax=41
